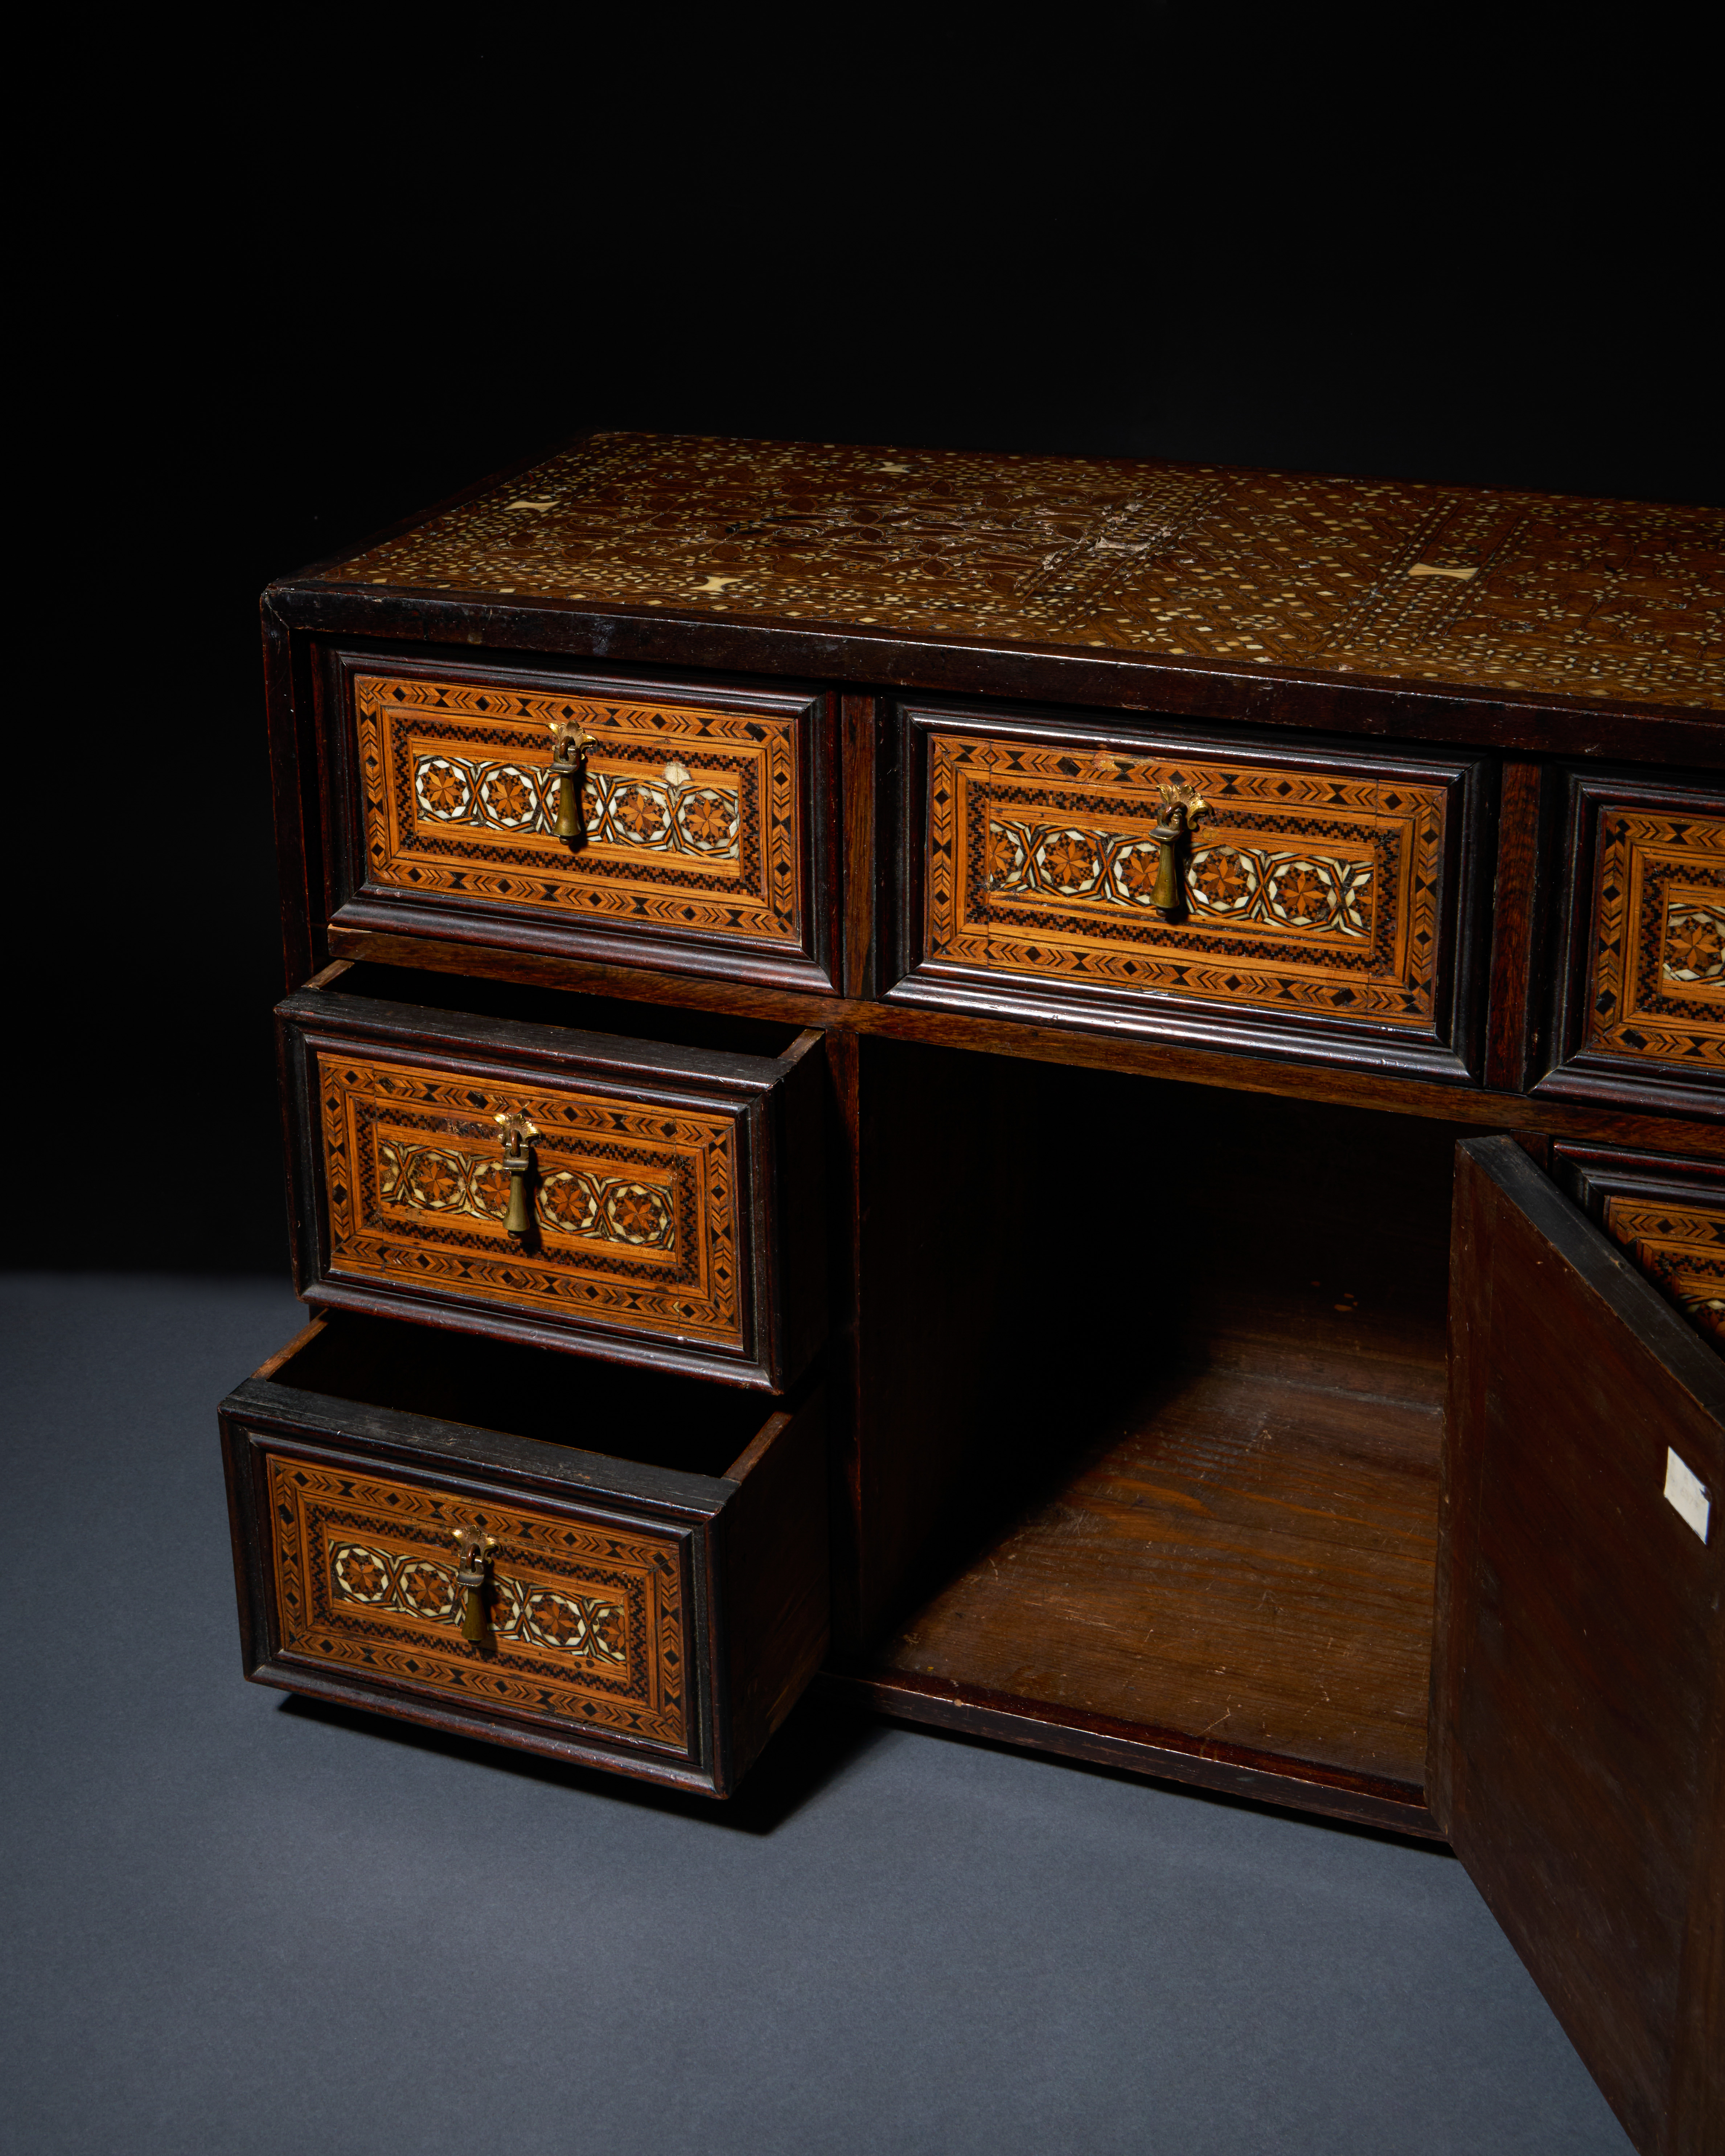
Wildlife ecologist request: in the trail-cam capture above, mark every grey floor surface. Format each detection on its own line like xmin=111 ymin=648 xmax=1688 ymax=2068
xmin=1 ymin=1276 xmax=1632 ymax=2156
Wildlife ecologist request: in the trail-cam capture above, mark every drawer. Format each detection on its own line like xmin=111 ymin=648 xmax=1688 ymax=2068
xmin=895 ymin=706 xmax=1489 ymax=1081
xmin=1542 ymin=773 xmax=1724 ymax=1117
xmin=220 ymin=1315 xmax=828 ymax=1794
xmin=1556 ymin=1145 xmax=1724 ymax=1349
xmin=277 ymin=964 xmax=827 ymax=1390
xmin=318 ymin=651 xmax=837 ymax=992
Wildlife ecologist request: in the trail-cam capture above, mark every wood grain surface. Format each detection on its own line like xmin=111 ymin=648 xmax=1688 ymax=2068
xmin=1434 ymin=1138 xmax=1724 ymax=2155
xmin=869 ymin=1342 xmax=1440 ymax=1796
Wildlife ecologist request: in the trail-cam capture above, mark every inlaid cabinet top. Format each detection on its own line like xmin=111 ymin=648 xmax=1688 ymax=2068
xmin=316 ymin=433 xmax=1724 ymax=711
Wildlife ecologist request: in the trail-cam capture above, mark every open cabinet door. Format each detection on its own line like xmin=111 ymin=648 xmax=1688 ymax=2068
xmin=1432 ymin=1137 xmax=1723 ymax=2156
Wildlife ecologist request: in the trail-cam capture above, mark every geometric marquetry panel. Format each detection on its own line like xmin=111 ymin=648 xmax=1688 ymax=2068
xmin=318 ymin=1051 xmax=743 ymax=1352
xmin=268 ymin=1454 xmax=690 ymax=1751
xmin=1584 ymin=808 xmax=1725 ymax=1074
xmin=318 ymin=433 xmax=1725 ymax=712
xmin=1601 ymin=1194 xmax=1725 ymax=1348
xmin=355 ymin=672 xmax=804 ymax=950
xmin=922 ymin=726 xmax=1451 ymax=1028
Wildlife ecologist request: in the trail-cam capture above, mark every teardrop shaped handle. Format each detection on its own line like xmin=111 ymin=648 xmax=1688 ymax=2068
xmin=494 ymin=1109 xmax=539 ymax=1243
xmin=452 ymin=1527 xmax=497 ymax=1642
xmin=549 ymin=719 xmax=595 ymax=841
xmin=1151 ymin=782 xmax=1208 ymax=923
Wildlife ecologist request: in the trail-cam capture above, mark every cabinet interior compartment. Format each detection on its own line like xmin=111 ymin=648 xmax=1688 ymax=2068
xmin=263 ymin=1314 xmax=776 ymax=1482
xmin=845 ymin=1050 xmax=1499 ymax=1829
xmin=323 ymin=961 xmax=809 ymax=1064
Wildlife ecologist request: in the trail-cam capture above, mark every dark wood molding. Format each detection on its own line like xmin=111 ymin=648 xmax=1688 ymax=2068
xmin=324 ymin=926 xmax=1724 ymax=1158
xmin=818 ymin=1671 xmax=1439 ymax=1839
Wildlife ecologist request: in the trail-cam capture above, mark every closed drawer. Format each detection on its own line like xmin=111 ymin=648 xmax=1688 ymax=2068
xmin=278 ymin=964 xmax=827 ymax=1390
xmin=1542 ymin=773 xmax=1724 ymax=1117
xmin=320 ymin=652 xmax=836 ymax=991
xmin=220 ymin=1315 xmax=827 ymax=1794
xmin=896 ymin=706 xmax=1489 ymax=1081
xmin=1557 ymin=1145 xmax=1724 ymax=1349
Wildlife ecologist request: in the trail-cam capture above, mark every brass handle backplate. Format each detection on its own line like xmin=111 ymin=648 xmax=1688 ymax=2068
xmin=548 ymin=718 xmax=596 ymax=840
xmin=451 ymin=1527 xmax=498 ymax=1642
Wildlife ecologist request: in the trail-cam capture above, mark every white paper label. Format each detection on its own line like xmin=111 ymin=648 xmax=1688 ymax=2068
xmin=1663 ymin=1448 xmax=1712 ymax=1544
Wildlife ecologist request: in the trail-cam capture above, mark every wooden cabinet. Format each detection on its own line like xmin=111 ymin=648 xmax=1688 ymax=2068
xmin=244 ymin=430 xmax=1722 ymax=2153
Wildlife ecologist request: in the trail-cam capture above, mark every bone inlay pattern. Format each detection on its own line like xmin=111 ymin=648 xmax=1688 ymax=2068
xmin=319 ymin=434 xmax=1725 ymax=709
xmin=377 ymin=1140 xmax=675 ymax=1251
xmin=413 ymin=752 xmax=742 ymax=864
xmin=269 ymin=1456 xmax=688 ymax=1749
xmin=355 ymin=673 xmax=802 ymax=948
xmin=1601 ymin=1195 xmax=1725 ymax=1345
xmin=330 ymin=1542 xmax=628 ymax=1663
xmin=319 ymin=1051 xmax=743 ymax=1351
xmin=1586 ymin=810 xmax=1725 ymax=1069
xmin=988 ymin=822 xmax=1375 ymax=937
xmin=925 ymin=730 xmax=1449 ymax=1026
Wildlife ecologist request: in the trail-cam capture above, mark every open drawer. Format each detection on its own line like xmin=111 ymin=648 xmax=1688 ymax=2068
xmin=278 ymin=963 xmax=827 ymax=1391
xmin=219 ymin=1314 xmax=828 ymax=1796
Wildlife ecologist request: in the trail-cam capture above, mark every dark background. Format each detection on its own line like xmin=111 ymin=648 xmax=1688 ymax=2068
xmin=15 ymin=13 xmax=1719 ymax=1271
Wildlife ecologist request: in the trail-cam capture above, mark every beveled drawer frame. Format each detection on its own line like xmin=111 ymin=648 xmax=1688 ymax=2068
xmin=1554 ymin=1142 xmax=1725 ymax=1346
xmin=886 ymin=699 xmax=1495 ymax=1085
xmin=220 ymin=1329 xmax=828 ymax=1796
xmin=1537 ymin=769 xmax=1725 ymax=1121
xmin=308 ymin=640 xmax=842 ymax=995
xmin=277 ymin=970 xmax=828 ymax=1390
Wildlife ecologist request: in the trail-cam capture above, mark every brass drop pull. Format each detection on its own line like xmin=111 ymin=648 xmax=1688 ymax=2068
xmin=451 ymin=1527 xmax=498 ymax=1642
xmin=1151 ymin=780 xmax=1208 ymax=921
xmin=548 ymin=717 xmax=596 ymax=839
xmin=494 ymin=1108 xmax=540 ymax=1240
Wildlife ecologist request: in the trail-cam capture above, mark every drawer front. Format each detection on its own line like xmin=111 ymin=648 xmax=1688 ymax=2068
xmin=279 ymin=983 xmax=825 ymax=1389
xmin=901 ymin=710 xmax=1484 ymax=1079
xmin=221 ymin=1321 xmax=830 ymax=1795
xmin=318 ymin=1047 xmax=746 ymax=1356
xmin=1545 ymin=776 xmax=1723 ymax=1114
xmin=326 ymin=656 xmax=835 ymax=990
xmin=1558 ymin=1146 xmax=1725 ymax=1348
xmin=269 ymin=1452 xmax=692 ymax=1753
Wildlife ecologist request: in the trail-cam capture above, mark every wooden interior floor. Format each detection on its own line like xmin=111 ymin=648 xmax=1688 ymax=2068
xmin=864 ymin=1338 xmax=1442 ymax=1801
